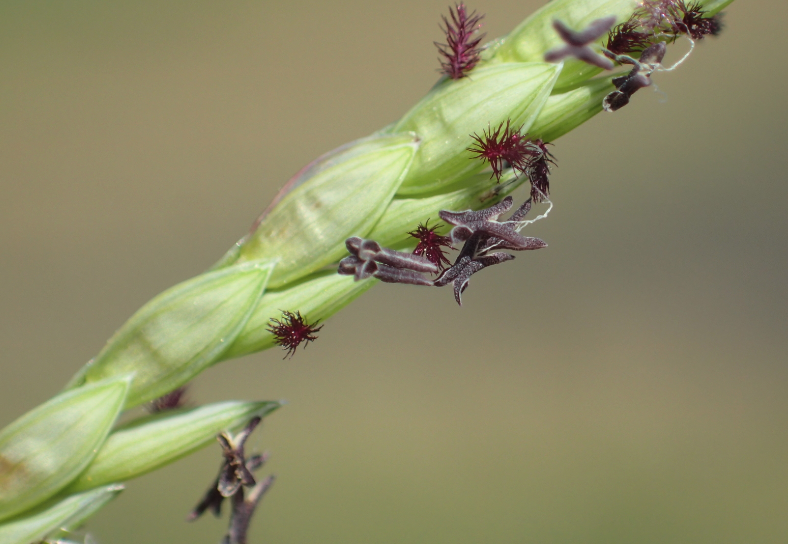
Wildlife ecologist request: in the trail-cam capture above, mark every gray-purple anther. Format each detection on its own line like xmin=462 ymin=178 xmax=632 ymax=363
xmin=544 ymin=16 xmax=617 ymax=69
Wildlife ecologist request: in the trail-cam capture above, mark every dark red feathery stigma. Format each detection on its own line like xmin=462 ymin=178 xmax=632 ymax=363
xmin=468 ymin=120 xmax=533 ymax=181
xmin=468 ymin=122 xmax=509 ymax=180
xmin=468 ymin=120 xmax=555 ymax=199
xmin=670 ymin=1 xmax=720 ymax=40
xmin=707 ymin=16 xmax=723 ymax=36
xmin=408 ymin=220 xmax=454 ymax=272
xmin=605 ymin=18 xmax=652 ymax=55
xmin=436 ymin=3 xmax=485 ymax=79
xmin=148 ymin=386 xmax=189 ymax=413
xmin=267 ymin=311 xmax=322 ymax=359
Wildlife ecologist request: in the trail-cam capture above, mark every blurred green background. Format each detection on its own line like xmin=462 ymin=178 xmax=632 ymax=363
xmin=1 ymin=1 xmax=786 ymax=543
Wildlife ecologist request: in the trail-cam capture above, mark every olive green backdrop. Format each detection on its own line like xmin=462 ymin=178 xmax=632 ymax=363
xmin=1 ymin=1 xmax=786 ymax=543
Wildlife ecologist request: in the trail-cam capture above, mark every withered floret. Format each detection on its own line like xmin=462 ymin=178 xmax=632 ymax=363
xmin=339 ymin=197 xmax=547 ymax=306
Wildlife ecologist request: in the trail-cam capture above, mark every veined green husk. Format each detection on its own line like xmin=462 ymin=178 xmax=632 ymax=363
xmin=529 ymin=76 xmax=615 ymax=142
xmin=0 ymin=376 xmax=129 ymax=521
xmin=67 ymin=400 xmax=280 ymax=491
xmin=0 ymin=485 xmax=122 ymax=544
xmin=66 ymin=260 xmax=274 ymax=408
xmin=236 ymin=133 xmax=420 ymax=288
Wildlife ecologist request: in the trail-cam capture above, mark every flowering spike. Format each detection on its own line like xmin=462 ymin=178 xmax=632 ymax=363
xmin=408 ymin=220 xmax=455 ymax=271
xmin=266 ymin=311 xmax=322 ymax=359
xmin=435 ymin=3 xmax=485 ymax=79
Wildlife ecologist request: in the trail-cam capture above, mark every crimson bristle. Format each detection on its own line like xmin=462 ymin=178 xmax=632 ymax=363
xmin=436 ymin=3 xmax=485 ymax=79
xmin=267 ymin=311 xmax=323 ymax=359
xmin=408 ymin=220 xmax=454 ymax=271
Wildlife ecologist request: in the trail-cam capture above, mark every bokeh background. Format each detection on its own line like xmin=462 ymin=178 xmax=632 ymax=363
xmin=1 ymin=1 xmax=786 ymax=543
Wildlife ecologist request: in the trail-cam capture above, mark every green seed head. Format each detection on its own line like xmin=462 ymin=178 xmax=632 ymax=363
xmin=17 ymin=3 xmax=737 ymax=533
